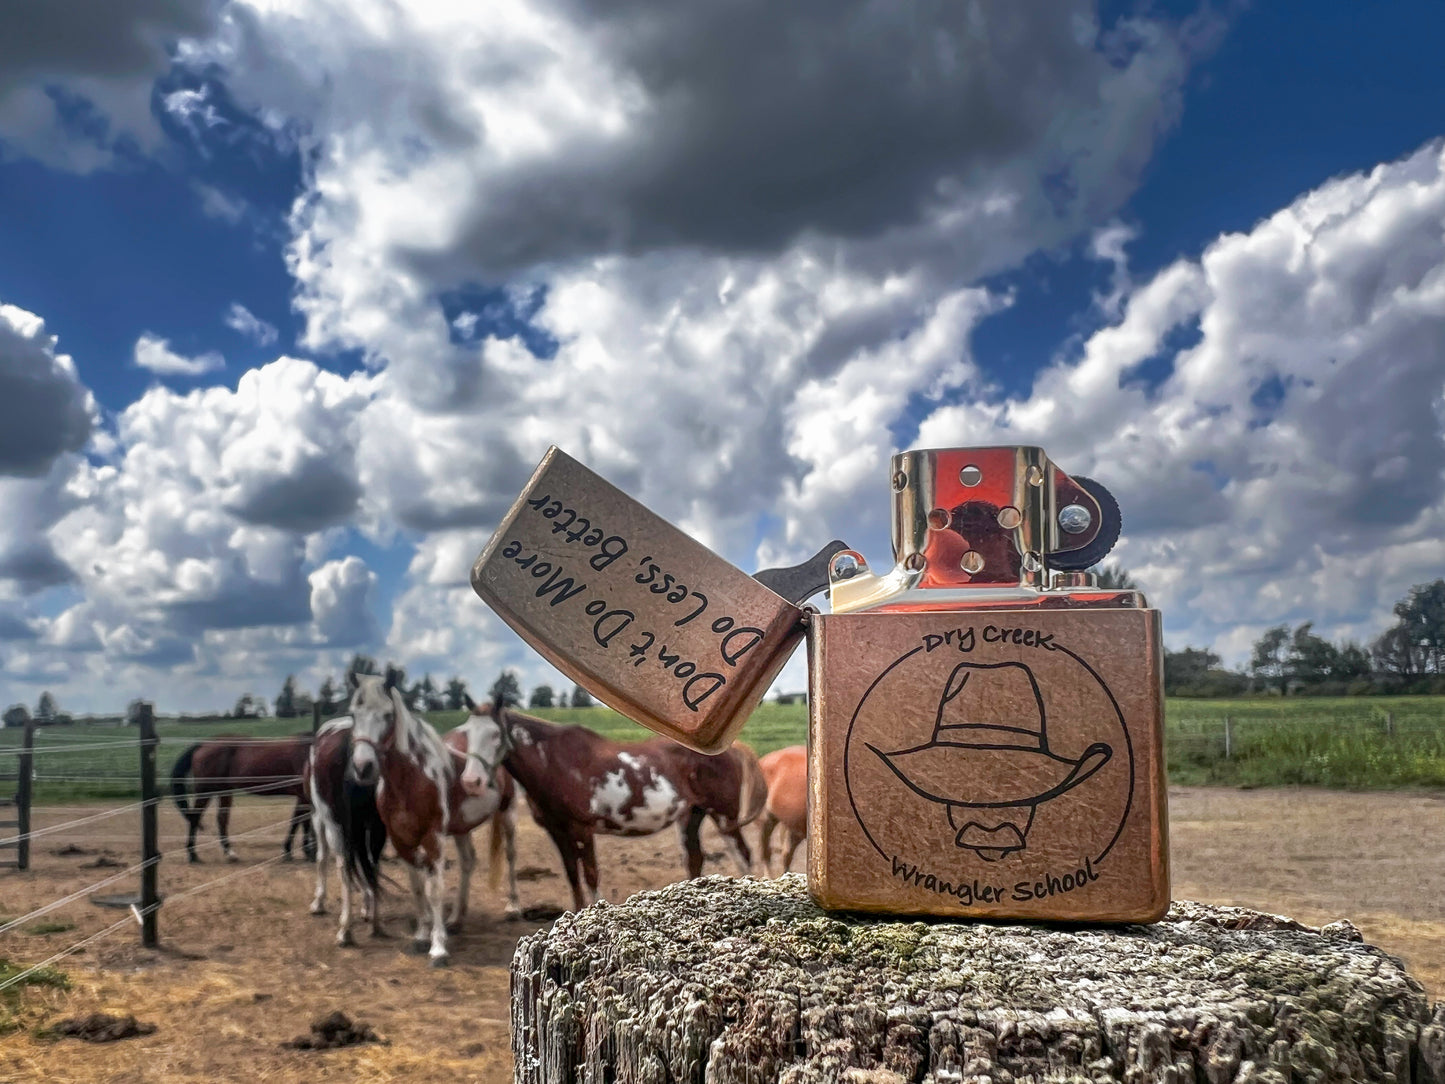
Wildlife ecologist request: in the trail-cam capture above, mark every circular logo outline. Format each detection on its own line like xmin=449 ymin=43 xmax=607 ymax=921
xmin=842 ymin=639 xmax=1135 ymax=871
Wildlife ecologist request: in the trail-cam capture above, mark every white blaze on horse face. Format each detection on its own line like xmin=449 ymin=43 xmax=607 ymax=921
xmin=458 ymin=716 xmax=506 ymax=796
xmin=349 ymin=676 xmax=393 ymax=783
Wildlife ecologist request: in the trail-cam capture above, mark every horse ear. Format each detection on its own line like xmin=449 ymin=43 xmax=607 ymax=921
xmin=462 ymin=691 xmax=477 ymax=712
xmin=346 ymin=670 xmax=359 ymax=693
xmin=384 ymin=666 xmax=400 ymax=692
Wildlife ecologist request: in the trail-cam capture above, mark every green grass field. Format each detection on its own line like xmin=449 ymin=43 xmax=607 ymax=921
xmin=3 ymin=696 xmax=1444 ymax=803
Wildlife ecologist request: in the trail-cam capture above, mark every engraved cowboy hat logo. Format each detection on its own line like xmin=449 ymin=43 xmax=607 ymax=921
xmin=867 ymin=660 xmax=1112 ymax=862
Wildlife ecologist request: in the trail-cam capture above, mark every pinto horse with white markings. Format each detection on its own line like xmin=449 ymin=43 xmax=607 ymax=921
xmin=463 ymin=699 xmax=766 ymax=912
xmin=318 ymin=674 xmax=520 ymax=964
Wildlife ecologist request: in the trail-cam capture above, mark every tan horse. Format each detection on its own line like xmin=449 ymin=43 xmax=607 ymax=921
xmin=757 ymin=744 xmax=808 ymax=875
xmin=462 ymin=701 xmax=765 ymax=912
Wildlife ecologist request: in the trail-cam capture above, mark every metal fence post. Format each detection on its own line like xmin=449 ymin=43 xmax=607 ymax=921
xmin=1224 ymin=716 xmax=1233 ymax=760
xmin=139 ymin=702 xmax=159 ymax=948
xmin=312 ymin=700 xmax=323 ymax=735
xmin=1386 ymin=711 xmax=1394 ymax=737
xmin=16 ymin=719 xmax=34 ymax=871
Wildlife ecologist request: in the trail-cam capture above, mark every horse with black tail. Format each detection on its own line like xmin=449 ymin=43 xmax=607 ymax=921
xmin=319 ymin=670 xmax=519 ymax=965
xmin=171 ymin=734 xmax=315 ymax=863
xmin=306 ymin=716 xmax=390 ymax=943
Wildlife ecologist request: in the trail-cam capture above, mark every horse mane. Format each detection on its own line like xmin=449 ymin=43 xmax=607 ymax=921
xmin=387 ymin=685 xmax=453 ymax=821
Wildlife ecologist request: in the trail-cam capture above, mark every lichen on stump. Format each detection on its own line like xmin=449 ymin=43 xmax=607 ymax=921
xmin=511 ymin=873 xmax=1445 ymax=1084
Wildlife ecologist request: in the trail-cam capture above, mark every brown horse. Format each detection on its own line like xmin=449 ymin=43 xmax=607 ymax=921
xmin=171 ymin=734 xmax=314 ymax=863
xmin=462 ymin=701 xmax=766 ymax=912
xmin=757 ymin=745 xmax=807 ymax=875
xmin=336 ymin=672 xmax=518 ymax=965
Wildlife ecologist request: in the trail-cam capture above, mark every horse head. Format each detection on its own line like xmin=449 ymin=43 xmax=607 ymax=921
xmin=348 ymin=670 xmax=406 ymax=785
xmin=458 ymin=706 xmax=514 ymax=796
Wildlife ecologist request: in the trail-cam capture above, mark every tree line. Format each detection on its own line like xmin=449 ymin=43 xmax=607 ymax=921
xmin=269 ymin=658 xmax=594 ymax=719
xmin=1169 ymin=579 xmax=1445 ymax=697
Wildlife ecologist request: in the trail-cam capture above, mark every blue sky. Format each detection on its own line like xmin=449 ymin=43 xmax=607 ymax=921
xmin=1 ymin=1 xmax=1443 ymax=712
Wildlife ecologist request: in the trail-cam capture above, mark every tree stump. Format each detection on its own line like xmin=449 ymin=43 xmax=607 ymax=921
xmin=512 ymin=874 xmax=1445 ymax=1084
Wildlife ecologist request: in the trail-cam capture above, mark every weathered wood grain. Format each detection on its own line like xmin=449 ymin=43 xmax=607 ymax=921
xmin=512 ymin=873 xmax=1444 ymax=1084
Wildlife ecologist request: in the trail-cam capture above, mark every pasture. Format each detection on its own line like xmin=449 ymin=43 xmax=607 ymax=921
xmin=2 ymin=697 xmax=1443 ymax=1081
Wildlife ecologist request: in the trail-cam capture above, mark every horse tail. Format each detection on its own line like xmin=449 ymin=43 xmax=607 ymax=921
xmin=341 ymin=777 xmax=384 ymax=898
xmin=732 ymin=744 xmax=767 ymax=829
xmin=170 ymin=744 xmax=203 ymax=829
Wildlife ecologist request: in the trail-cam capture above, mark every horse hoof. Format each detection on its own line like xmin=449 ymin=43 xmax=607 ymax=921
xmin=503 ymin=907 xmax=522 ymax=921
xmin=225 ymin=853 xmax=240 ymax=865
xmin=281 ymin=852 xmax=293 ymax=863
xmin=445 ymin=921 xmax=462 ymax=935
xmin=428 ymin=954 xmax=451 ymax=969
xmin=309 ymin=903 xmax=326 ymax=916
xmin=409 ymin=940 xmax=429 ymax=956
xmin=188 ymin=855 xmax=200 ymax=865
xmin=337 ymin=932 xmax=355 ymax=948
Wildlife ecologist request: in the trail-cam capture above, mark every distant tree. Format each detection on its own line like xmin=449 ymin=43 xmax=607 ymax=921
xmin=1376 ymin=580 xmax=1445 ymax=677
xmin=232 ymin=693 xmax=265 ymax=719
xmin=1372 ymin=624 xmax=1422 ymax=679
xmin=407 ymin=673 xmax=444 ymax=713
xmin=317 ymin=676 xmax=341 ymax=715
xmin=444 ymin=677 xmax=470 ymax=711
xmin=275 ymin=675 xmax=300 ymax=718
xmin=529 ymin=685 xmax=555 ymax=709
xmin=1285 ymin=623 xmax=1339 ymax=688
xmin=35 ymin=691 xmax=58 ymax=721
xmin=1250 ymin=625 xmax=1291 ymax=694
xmin=569 ymin=684 xmax=594 ymax=709
xmin=3 ymin=704 xmax=29 ymax=728
xmin=347 ymin=654 xmax=380 ymax=680
xmin=488 ymin=670 xmax=522 ymax=709
xmin=1090 ymin=563 xmax=1137 ymax=591
xmin=1163 ymin=647 xmax=1220 ymax=695
xmin=1331 ymin=642 xmax=1373 ymax=682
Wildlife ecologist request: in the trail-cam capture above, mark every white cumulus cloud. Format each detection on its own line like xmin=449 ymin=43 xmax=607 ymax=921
xmin=133 ymin=333 xmax=226 ymax=376
xmin=224 ymin=302 xmax=278 ymax=345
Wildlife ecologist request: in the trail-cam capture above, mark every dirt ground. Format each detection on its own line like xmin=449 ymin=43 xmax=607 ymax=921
xmin=2 ymin=785 xmax=1443 ymax=1083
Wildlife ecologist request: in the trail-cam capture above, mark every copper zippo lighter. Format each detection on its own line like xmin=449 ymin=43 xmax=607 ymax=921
xmin=471 ymin=445 xmax=1169 ymax=924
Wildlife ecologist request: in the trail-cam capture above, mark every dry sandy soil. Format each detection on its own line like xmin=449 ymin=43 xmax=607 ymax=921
xmin=2 ymin=785 xmax=1443 ymax=1083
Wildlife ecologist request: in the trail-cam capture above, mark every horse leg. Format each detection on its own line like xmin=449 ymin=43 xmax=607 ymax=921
xmin=335 ymin=848 xmax=355 ymax=946
xmin=502 ymin=809 xmax=522 ymax=920
xmin=309 ymin=812 xmax=330 ymax=915
xmin=425 ymin=854 xmax=450 ymax=966
xmin=187 ymin=793 xmax=211 ymax=864
xmin=448 ymin=832 xmax=476 ymax=932
xmin=579 ymin=829 xmax=602 ymax=905
xmin=302 ymin=812 xmax=317 ymax=863
xmin=218 ymin=795 xmax=238 ymax=863
xmin=282 ymin=797 xmax=300 ymax=861
xmin=759 ymin=812 xmax=778 ymax=877
xmin=544 ymin=823 xmax=586 ymax=912
xmin=408 ymin=865 xmax=430 ymax=953
xmin=714 ymin=816 xmax=756 ymax=877
xmin=782 ymin=828 xmax=803 ymax=873
xmin=679 ymin=807 xmax=707 ymax=879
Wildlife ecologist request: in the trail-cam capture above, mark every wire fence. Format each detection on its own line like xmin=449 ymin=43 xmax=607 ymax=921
xmin=0 ymin=702 xmax=326 ymax=1010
